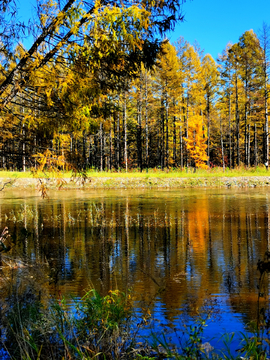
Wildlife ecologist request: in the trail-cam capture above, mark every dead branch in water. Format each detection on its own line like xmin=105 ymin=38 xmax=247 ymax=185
xmin=0 ymin=179 xmax=16 ymax=191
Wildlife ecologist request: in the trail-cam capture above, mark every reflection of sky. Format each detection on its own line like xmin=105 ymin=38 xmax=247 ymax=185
xmin=202 ymin=297 xmax=246 ymax=356
xmin=155 ymin=252 xmax=165 ymax=275
xmin=109 ymin=239 xmax=122 ymax=271
xmin=135 ymin=295 xmax=248 ymax=357
xmin=63 ymin=249 xmax=74 ymax=279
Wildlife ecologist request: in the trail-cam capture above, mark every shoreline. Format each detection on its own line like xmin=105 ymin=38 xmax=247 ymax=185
xmin=1 ymin=175 xmax=270 ymax=190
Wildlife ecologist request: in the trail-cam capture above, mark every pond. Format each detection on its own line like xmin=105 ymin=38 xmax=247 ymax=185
xmin=1 ymin=187 xmax=270 ymax=353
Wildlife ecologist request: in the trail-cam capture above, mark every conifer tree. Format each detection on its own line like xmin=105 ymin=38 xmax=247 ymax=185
xmin=258 ymin=23 xmax=270 ymax=170
xmin=228 ymin=42 xmax=243 ymax=166
xmin=155 ymin=42 xmax=183 ymax=168
xmin=0 ymin=0 xmax=184 ymax=113
xmin=201 ymin=54 xmax=219 ymax=165
xmin=184 ymin=114 xmax=208 ymax=169
xmin=218 ymin=43 xmax=234 ymax=168
xmin=178 ymin=41 xmax=202 ymax=167
xmin=238 ymin=30 xmax=262 ymax=166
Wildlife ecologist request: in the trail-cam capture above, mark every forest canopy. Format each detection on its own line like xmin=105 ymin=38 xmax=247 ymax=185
xmin=0 ymin=1 xmax=270 ymax=172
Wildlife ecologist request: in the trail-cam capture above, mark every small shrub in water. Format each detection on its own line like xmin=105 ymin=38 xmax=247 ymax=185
xmin=1 ymin=288 xmax=136 ymax=360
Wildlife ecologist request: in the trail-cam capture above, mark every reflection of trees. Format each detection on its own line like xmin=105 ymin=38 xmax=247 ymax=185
xmin=0 ymin=190 xmax=270 ymax=327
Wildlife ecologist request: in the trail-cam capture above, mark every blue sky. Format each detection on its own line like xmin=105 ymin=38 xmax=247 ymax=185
xmin=168 ymin=0 xmax=270 ymax=60
xmin=17 ymin=0 xmax=270 ymax=60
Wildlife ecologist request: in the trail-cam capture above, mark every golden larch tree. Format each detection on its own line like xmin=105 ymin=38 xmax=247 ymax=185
xmin=184 ymin=114 xmax=208 ymax=169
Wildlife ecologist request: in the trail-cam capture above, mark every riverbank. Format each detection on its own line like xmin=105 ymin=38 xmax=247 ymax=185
xmin=1 ymin=174 xmax=270 ymax=189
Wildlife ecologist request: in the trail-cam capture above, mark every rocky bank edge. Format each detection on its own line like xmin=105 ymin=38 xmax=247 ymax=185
xmin=1 ymin=176 xmax=270 ymax=190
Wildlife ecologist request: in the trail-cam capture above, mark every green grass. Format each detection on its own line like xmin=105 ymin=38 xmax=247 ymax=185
xmin=0 ymin=170 xmax=33 ymax=178
xmin=0 ymin=166 xmax=269 ymax=181
xmin=0 ymin=170 xmax=73 ymax=179
xmin=86 ymin=166 xmax=269 ymax=178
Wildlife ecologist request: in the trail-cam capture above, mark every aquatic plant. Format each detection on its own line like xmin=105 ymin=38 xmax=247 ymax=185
xmin=1 ymin=288 xmax=139 ymax=360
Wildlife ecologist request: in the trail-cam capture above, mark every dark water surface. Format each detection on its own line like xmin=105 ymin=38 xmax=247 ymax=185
xmin=1 ymin=187 xmax=270 ymax=350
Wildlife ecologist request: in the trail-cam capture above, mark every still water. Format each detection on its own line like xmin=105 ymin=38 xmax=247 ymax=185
xmin=1 ymin=187 xmax=270 ymax=350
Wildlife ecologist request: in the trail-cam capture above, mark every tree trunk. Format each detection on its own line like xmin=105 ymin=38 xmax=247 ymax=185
xmin=145 ymin=70 xmax=149 ymax=170
xmin=89 ymin=136 xmax=93 ymax=168
xmin=137 ymin=71 xmax=143 ymax=171
xmin=265 ymin=75 xmax=269 ymax=170
xmin=207 ymin=94 xmax=210 ymax=166
xmin=254 ymin=123 xmax=258 ymax=167
xmin=158 ymin=125 xmax=161 ymax=168
xmin=165 ymin=80 xmax=169 ymax=170
xmin=94 ymin=134 xmax=98 ymax=169
xmin=232 ymin=131 xmax=235 ymax=169
xmin=248 ymin=124 xmax=250 ymax=167
xmin=186 ymin=94 xmax=189 ymax=169
xmin=113 ymin=112 xmax=116 ymax=169
xmin=22 ymin=123 xmax=26 ymax=172
xmin=123 ymin=92 xmax=128 ymax=172
xmin=109 ymin=118 xmax=113 ymax=171
xmin=229 ymin=85 xmax=232 ymax=169
xmin=180 ymin=126 xmax=183 ymax=171
xmin=100 ymin=122 xmax=103 ymax=171
xmin=82 ymin=131 xmax=86 ymax=169
xmin=220 ymin=117 xmax=225 ymax=172
xmin=117 ymin=99 xmax=120 ymax=171
xmin=244 ymin=74 xmax=248 ymax=166
xmin=161 ymin=97 xmax=165 ymax=170
xmin=173 ymin=114 xmax=176 ymax=167
xmin=235 ymin=74 xmax=240 ymax=166
xmin=193 ymin=129 xmax=196 ymax=172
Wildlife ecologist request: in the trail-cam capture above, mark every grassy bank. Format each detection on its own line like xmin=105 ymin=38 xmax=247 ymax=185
xmin=1 ymin=166 xmax=270 ymax=189
xmin=0 ymin=166 xmax=269 ymax=178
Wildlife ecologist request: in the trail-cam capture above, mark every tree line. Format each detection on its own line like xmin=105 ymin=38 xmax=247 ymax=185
xmin=0 ymin=1 xmax=270 ymax=171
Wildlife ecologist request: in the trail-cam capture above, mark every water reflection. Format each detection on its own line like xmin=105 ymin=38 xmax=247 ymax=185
xmin=0 ymin=188 xmax=270 ymax=337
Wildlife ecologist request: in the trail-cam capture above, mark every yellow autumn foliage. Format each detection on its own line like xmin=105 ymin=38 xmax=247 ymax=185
xmin=184 ymin=114 xmax=208 ymax=169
